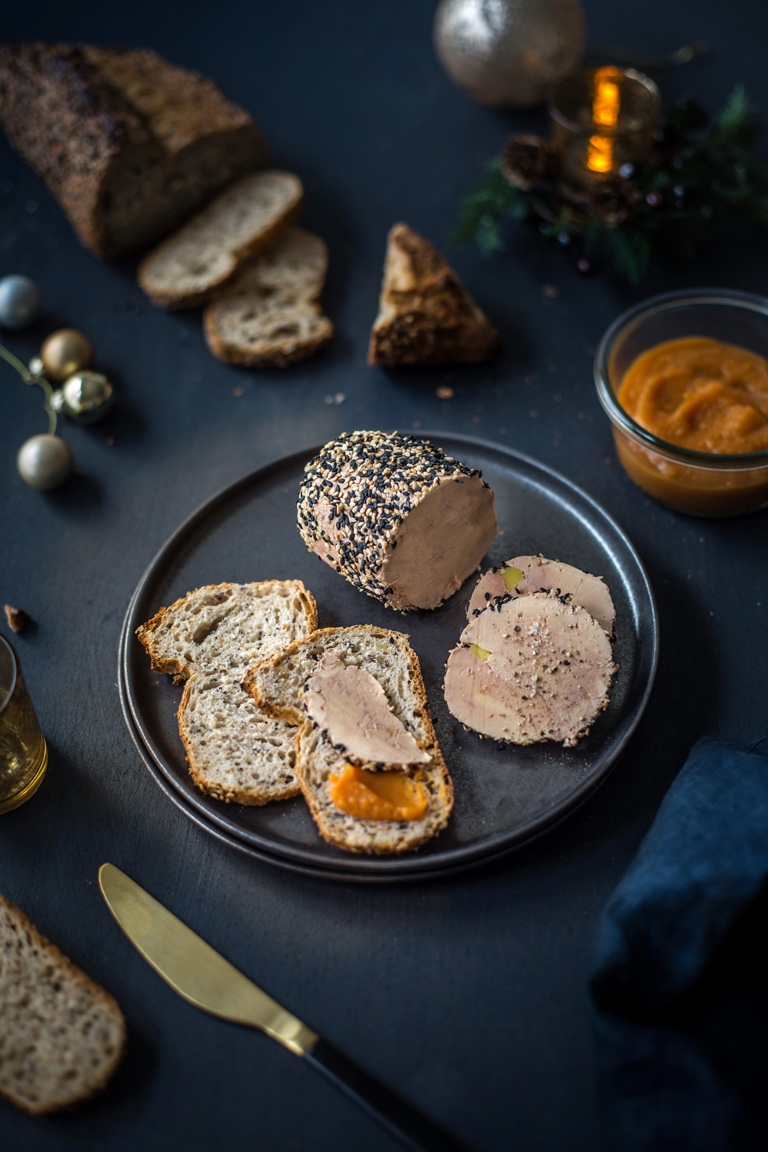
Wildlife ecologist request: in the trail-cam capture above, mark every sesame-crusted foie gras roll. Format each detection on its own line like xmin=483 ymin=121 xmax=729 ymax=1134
xmin=297 ymin=430 xmax=498 ymax=611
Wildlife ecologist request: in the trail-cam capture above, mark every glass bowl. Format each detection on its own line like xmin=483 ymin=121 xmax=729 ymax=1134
xmin=594 ymin=289 xmax=768 ymax=515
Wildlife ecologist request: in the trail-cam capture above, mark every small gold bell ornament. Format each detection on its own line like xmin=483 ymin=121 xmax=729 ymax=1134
xmin=433 ymin=0 xmax=586 ymax=109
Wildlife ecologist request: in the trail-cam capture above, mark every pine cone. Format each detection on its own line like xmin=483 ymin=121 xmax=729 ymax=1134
xmin=588 ymin=176 xmax=642 ymax=227
xmin=500 ymin=135 xmax=553 ymax=192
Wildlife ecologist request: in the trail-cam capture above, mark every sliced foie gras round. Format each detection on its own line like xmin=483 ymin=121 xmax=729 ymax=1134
xmin=297 ymin=430 xmax=497 ymax=611
xmin=466 ymin=555 xmax=616 ymax=635
xmin=444 ymin=593 xmax=616 ymax=746
xmin=304 ymin=649 xmax=432 ymax=766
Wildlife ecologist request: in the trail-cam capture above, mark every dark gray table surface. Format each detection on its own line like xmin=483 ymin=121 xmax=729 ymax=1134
xmin=2 ymin=2 xmax=767 ymax=1149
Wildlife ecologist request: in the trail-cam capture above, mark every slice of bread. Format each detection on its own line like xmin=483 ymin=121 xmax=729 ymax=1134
xmin=368 ymin=222 xmax=500 ymax=366
xmin=204 ymin=228 xmax=333 ymax=367
xmin=0 ymin=43 xmax=270 ymax=258
xmin=138 ymin=170 xmax=304 ymax=309
xmin=0 ymin=895 xmax=126 ymax=1114
xmin=136 ymin=580 xmax=318 ymax=683
xmin=136 ymin=580 xmax=317 ymax=805
xmin=244 ymin=625 xmax=454 ymax=853
xmin=178 ymin=671 xmax=300 ymax=804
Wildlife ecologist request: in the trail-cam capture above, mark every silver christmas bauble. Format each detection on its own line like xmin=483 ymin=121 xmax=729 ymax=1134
xmin=51 ymin=370 xmax=114 ymax=424
xmin=434 ymin=0 xmax=586 ymax=108
xmin=0 ymin=275 xmax=41 ymax=330
xmin=16 ymin=434 xmax=73 ymax=490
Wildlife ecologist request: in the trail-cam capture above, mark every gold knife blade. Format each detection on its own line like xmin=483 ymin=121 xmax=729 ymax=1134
xmin=98 ymin=863 xmax=318 ymax=1057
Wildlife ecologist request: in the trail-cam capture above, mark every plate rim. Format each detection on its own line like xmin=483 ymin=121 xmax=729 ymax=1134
xmin=118 ymin=432 xmax=659 ymax=881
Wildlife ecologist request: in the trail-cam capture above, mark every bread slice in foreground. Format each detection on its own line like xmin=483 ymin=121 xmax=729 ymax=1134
xmin=178 ymin=670 xmax=300 ymax=804
xmin=204 ymin=227 xmax=333 ymax=367
xmin=368 ymin=222 xmax=500 ymax=366
xmin=0 ymin=895 xmax=126 ymax=1114
xmin=138 ymin=170 xmax=303 ymax=308
xmin=136 ymin=580 xmax=317 ymax=804
xmin=244 ymin=625 xmax=454 ymax=853
xmin=136 ymin=580 xmax=318 ymax=683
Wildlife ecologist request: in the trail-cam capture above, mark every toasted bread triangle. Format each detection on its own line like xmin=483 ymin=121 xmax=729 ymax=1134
xmin=368 ymin=223 xmax=500 ymax=366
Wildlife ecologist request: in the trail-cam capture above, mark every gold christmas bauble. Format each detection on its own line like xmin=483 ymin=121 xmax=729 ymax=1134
xmin=434 ymin=0 xmax=586 ymax=109
xmin=40 ymin=328 xmax=93 ymax=382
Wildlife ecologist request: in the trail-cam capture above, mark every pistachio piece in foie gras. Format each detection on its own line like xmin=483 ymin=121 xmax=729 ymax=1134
xmin=467 ymin=555 xmax=616 ymax=635
xmin=445 ymin=592 xmax=616 ymax=747
xmin=304 ymin=649 xmax=432 ymax=766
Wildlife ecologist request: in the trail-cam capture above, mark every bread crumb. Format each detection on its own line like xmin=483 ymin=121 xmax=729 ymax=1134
xmin=4 ymin=605 xmax=30 ymax=633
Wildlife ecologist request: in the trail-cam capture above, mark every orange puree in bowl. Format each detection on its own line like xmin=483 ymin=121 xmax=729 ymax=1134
xmin=329 ymin=764 xmax=428 ymax=821
xmin=618 ymin=337 xmax=768 ymax=454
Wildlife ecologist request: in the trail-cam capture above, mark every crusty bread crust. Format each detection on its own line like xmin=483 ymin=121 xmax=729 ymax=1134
xmin=0 ymin=42 xmax=269 ymax=258
xmin=0 ymin=895 xmax=125 ymax=1114
xmin=244 ymin=625 xmax=454 ymax=853
xmin=368 ymin=223 xmax=500 ymax=366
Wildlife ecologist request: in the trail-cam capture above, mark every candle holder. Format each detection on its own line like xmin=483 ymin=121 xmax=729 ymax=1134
xmin=548 ymin=66 xmax=661 ymax=193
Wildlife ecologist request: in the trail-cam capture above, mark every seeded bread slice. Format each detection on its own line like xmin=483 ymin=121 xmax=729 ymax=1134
xmin=138 ymin=170 xmax=304 ymax=308
xmin=368 ymin=223 xmax=500 ymax=366
xmin=243 ymin=625 xmax=454 ymax=852
xmin=136 ymin=580 xmax=318 ymax=683
xmin=204 ymin=228 xmax=333 ymax=367
xmin=0 ymin=895 xmax=126 ymax=1114
xmin=136 ymin=580 xmax=317 ymax=804
xmin=178 ymin=671 xmax=300 ymax=804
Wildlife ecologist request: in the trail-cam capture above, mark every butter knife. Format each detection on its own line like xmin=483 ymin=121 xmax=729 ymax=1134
xmin=99 ymin=863 xmax=467 ymax=1152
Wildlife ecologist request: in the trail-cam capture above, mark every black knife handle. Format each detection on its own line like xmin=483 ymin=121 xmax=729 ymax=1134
xmin=304 ymin=1037 xmax=470 ymax=1152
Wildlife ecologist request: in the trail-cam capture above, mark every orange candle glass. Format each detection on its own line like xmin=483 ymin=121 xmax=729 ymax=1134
xmin=549 ymin=66 xmax=660 ymax=191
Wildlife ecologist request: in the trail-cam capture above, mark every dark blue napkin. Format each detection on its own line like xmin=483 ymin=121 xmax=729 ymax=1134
xmin=590 ymin=736 xmax=768 ymax=1152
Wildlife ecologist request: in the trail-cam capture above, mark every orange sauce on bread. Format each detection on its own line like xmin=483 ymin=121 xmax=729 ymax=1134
xmin=329 ymin=764 xmax=428 ymax=821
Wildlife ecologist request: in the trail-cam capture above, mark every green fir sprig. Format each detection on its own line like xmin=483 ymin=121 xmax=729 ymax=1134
xmin=454 ymin=86 xmax=768 ymax=282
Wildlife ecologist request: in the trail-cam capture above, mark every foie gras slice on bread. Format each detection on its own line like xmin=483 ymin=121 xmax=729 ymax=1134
xmin=243 ymin=625 xmax=454 ymax=853
xmin=467 ymin=555 xmax=616 ymax=636
xmin=297 ymin=430 xmax=498 ymax=611
xmin=0 ymin=43 xmax=270 ymax=258
xmin=204 ymin=228 xmax=333 ymax=367
xmin=444 ymin=592 xmax=616 ymax=747
xmin=367 ymin=223 xmax=500 ymax=366
xmin=138 ymin=170 xmax=304 ymax=309
xmin=0 ymin=895 xmax=126 ymax=1114
xmin=136 ymin=580 xmax=317 ymax=805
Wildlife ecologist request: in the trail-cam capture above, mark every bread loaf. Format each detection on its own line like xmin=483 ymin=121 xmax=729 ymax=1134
xmin=0 ymin=42 xmax=270 ymax=257
xmin=368 ymin=223 xmax=500 ymax=366
xmin=297 ymin=430 xmax=498 ymax=611
xmin=0 ymin=895 xmax=125 ymax=1114
xmin=204 ymin=228 xmax=333 ymax=367
xmin=244 ymin=625 xmax=454 ymax=853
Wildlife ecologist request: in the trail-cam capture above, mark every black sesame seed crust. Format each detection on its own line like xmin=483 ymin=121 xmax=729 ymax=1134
xmin=297 ymin=431 xmax=483 ymax=609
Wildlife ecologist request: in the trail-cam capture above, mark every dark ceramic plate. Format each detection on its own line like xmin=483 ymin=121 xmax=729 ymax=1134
xmin=119 ymin=434 xmax=658 ymax=881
